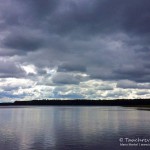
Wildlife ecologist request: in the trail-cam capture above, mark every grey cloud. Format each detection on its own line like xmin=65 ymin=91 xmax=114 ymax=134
xmin=37 ymin=68 xmax=47 ymax=76
xmin=122 ymin=0 xmax=150 ymax=35
xmin=52 ymin=73 xmax=87 ymax=85
xmin=117 ymin=80 xmax=138 ymax=89
xmin=0 ymin=60 xmax=26 ymax=78
xmin=0 ymin=49 xmax=19 ymax=56
xmin=136 ymin=91 xmax=150 ymax=96
xmin=97 ymin=85 xmax=114 ymax=91
xmin=43 ymin=0 xmax=122 ymax=37
xmin=1 ymin=0 xmax=150 ymax=38
xmin=44 ymin=0 xmax=150 ymax=37
xmin=114 ymin=64 xmax=148 ymax=82
xmin=2 ymin=31 xmax=43 ymax=53
xmin=1 ymin=0 xmax=150 ymax=99
xmin=20 ymin=0 xmax=60 ymax=22
xmin=0 ymin=0 xmax=60 ymax=29
xmin=3 ymin=0 xmax=149 ymax=37
xmin=117 ymin=80 xmax=150 ymax=89
xmin=57 ymin=63 xmax=86 ymax=73
xmin=1 ymin=84 xmax=31 ymax=92
xmin=23 ymin=32 xmax=150 ymax=83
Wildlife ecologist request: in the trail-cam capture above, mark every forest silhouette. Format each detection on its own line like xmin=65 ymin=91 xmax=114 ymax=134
xmin=1 ymin=99 xmax=150 ymax=106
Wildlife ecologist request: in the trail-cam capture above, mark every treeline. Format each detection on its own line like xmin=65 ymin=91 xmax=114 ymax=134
xmin=1 ymin=99 xmax=150 ymax=106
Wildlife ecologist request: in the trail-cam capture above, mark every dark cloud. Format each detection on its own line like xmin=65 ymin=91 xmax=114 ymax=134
xmin=117 ymin=80 xmax=138 ymax=89
xmin=122 ymin=0 xmax=150 ymax=35
xmin=2 ymin=31 xmax=43 ymax=53
xmin=52 ymin=73 xmax=87 ymax=85
xmin=2 ymin=0 xmax=150 ymax=37
xmin=57 ymin=63 xmax=86 ymax=73
xmin=13 ymin=0 xmax=150 ymax=83
xmin=117 ymin=80 xmax=150 ymax=89
xmin=37 ymin=0 xmax=150 ymax=37
xmin=1 ymin=0 xmax=150 ymax=36
xmin=1 ymin=0 xmax=150 ymax=99
xmin=0 ymin=60 xmax=26 ymax=78
xmin=20 ymin=0 xmax=60 ymax=22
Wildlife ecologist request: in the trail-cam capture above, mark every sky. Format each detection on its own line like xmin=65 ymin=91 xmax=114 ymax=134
xmin=0 ymin=0 xmax=150 ymax=102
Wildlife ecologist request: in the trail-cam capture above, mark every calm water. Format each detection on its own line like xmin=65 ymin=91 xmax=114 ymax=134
xmin=0 ymin=106 xmax=150 ymax=150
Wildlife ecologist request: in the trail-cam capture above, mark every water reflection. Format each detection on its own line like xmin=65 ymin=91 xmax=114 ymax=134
xmin=0 ymin=106 xmax=150 ymax=150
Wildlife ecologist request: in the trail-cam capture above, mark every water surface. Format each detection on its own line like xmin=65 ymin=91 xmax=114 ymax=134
xmin=0 ymin=106 xmax=150 ymax=150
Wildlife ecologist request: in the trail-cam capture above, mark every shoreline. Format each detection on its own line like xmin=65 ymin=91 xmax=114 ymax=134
xmin=0 ymin=99 xmax=150 ymax=107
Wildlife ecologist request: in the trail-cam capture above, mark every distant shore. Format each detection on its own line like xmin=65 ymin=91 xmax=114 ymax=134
xmin=1 ymin=99 xmax=150 ymax=106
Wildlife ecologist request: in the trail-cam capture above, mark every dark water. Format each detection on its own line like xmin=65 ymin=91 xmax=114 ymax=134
xmin=0 ymin=106 xmax=150 ymax=150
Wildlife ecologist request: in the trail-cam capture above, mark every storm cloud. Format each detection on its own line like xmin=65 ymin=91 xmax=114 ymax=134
xmin=0 ymin=0 xmax=150 ymax=100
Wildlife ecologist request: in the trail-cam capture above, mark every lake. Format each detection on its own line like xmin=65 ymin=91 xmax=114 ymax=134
xmin=0 ymin=106 xmax=150 ymax=150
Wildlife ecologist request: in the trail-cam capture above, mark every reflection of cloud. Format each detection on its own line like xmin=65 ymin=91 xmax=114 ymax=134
xmin=76 ymin=107 xmax=120 ymax=136
xmin=0 ymin=107 xmax=56 ymax=149
xmin=0 ymin=107 xmax=150 ymax=149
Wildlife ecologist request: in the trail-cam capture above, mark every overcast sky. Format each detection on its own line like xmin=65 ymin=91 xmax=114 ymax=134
xmin=0 ymin=0 xmax=150 ymax=101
